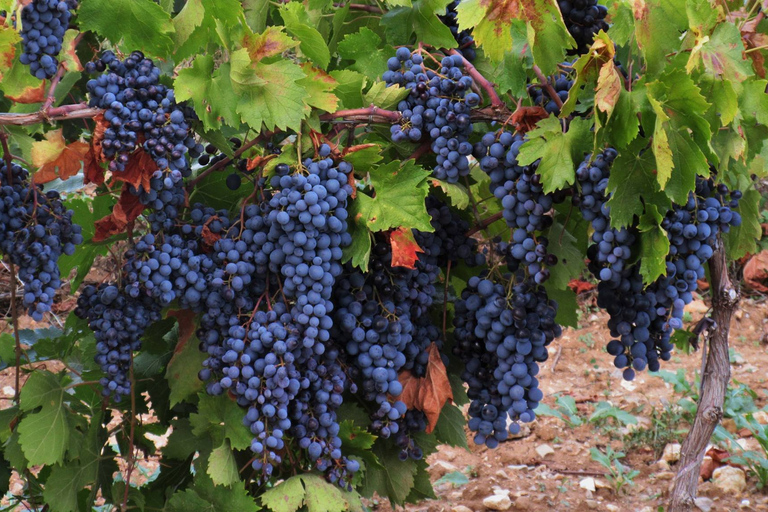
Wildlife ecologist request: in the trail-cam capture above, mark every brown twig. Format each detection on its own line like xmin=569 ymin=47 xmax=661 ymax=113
xmin=0 ymin=132 xmax=22 ymax=404
xmin=465 ymin=211 xmax=504 ymax=237
xmin=406 ymin=142 xmax=432 ymax=161
xmin=447 ymin=49 xmax=504 ymax=108
xmin=532 ymin=65 xmax=564 ymax=110
xmin=186 ymin=133 xmax=273 ymax=191
xmin=551 ymin=344 xmax=563 ymax=373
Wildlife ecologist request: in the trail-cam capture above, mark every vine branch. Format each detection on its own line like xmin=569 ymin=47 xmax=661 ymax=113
xmin=186 ymin=132 xmax=274 ymax=190
xmin=465 ymin=211 xmax=504 ymax=237
xmin=447 ymin=49 xmax=504 ymax=108
xmin=532 ymin=65 xmax=564 ymax=110
xmin=0 ymin=132 xmax=22 ymax=404
xmin=0 ymin=104 xmax=101 ymax=126
xmin=669 ymin=241 xmax=738 ymax=511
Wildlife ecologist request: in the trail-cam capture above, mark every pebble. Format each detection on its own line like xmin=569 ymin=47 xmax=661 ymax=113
xmin=585 ymin=499 xmax=599 ymax=510
xmin=694 ymin=497 xmax=714 ymax=512
xmin=430 ymin=460 xmax=459 ymax=478
xmin=713 ymin=465 xmax=747 ymax=494
xmin=579 ymin=477 xmax=596 ymax=492
xmin=754 ymin=410 xmax=768 ymax=425
xmin=535 ymin=444 xmax=554 ymax=458
xmin=620 ymin=379 xmax=636 ymax=392
xmin=606 ymin=505 xmax=620 ymax=512
xmin=741 ymin=499 xmax=751 ymax=509
xmin=482 ymin=494 xmax=512 ymax=511
xmin=2 ymin=386 xmax=14 ymax=397
xmin=452 ymin=506 xmax=473 ymax=512
xmin=662 ymin=443 xmax=682 ymax=464
xmin=513 ymin=496 xmax=532 ymax=510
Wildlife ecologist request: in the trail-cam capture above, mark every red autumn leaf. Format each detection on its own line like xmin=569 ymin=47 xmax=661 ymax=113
xmin=31 ymin=132 xmax=89 ymax=184
xmin=743 ymin=250 xmax=768 ymax=293
xmin=510 ymin=106 xmax=549 ymax=133
xmin=700 ymin=455 xmax=719 ymax=481
xmin=390 ymin=227 xmax=423 ymax=269
xmin=200 ymin=221 xmax=222 ymax=246
xmin=168 ymin=309 xmax=197 ymax=356
xmin=568 ymin=279 xmax=595 ymax=294
xmin=92 ymin=113 xmax=107 ymax=164
xmin=83 ymin=148 xmax=105 ymax=186
xmin=93 ymin=187 xmax=145 ymax=241
xmin=397 ymin=343 xmax=453 ymax=433
xmin=112 ymin=147 xmax=156 ymax=192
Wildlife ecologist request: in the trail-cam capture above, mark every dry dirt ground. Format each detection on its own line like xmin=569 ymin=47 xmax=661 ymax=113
xmin=375 ymin=295 xmax=768 ymax=512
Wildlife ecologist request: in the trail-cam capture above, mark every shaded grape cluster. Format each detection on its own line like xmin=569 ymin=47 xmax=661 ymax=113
xmin=574 ymin=151 xmax=742 ymax=379
xmin=454 ymin=274 xmax=561 ymax=446
xmin=474 ymin=130 xmax=558 ymax=284
xmin=86 ymin=51 xmax=202 ymax=231
xmin=0 ymin=161 xmax=83 ymax=320
xmin=18 ymin=0 xmax=78 ymax=79
xmin=384 ymin=48 xmax=479 ymax=183
xmin=558 ymin=0 xmax=609 ymax=54
xmin=439 ymin=0 xmax=476 ymax=61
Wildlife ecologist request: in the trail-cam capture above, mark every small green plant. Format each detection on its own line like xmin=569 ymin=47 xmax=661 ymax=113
xmin=624 ymin=403 xmax=687 ymax=458
xmin=727 ymin=413 xmax=768 ymax=489
xmin=589 ymin=402 xmax=638 ymax=431
xmin=536 ymin=395 xmax=583 ymax=428
xmin=579 ymin=333 xmax=595 ymax=349
xmin=590 ymin=447 xmax=640 ymax=495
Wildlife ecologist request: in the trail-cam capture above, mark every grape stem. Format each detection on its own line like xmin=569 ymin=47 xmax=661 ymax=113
xmin=122 ymin=359 xmax=138 ymax=512
xmin=447 ymin=49 xmax=504 ymax=108
xmin=0 ymin=131 xmax=22 ymax=404
xmin=186 ymin=132 xmax=274 ymax=191
xmin=669 ymin=241 xmax=738 ymax=511
xmin=465 ymin=211 xmax=503 ymax=237
xmin=532 ymin=65 xmax=564 ymax=110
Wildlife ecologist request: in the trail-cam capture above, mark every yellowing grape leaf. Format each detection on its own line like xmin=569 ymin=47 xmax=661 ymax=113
xmin=0 ymin=25 xmax=20 ymax=79
xmin=31 ymin=130 xmax=89 ymax=184
xmin=242 ymin=26 xmax=297 ymax=62
xmin=390 ymin=227 xmax=423 ymax=269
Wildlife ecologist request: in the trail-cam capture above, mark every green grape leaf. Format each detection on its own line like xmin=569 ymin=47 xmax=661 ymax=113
xmin=168 ymin=478 xmax=259 ymax=512
xmin=302 ymin=474 xmax=358 ymax=512
xmin=344 ymin=218 xmax=373 ymax=271
xmin=207 ymin=441 xmax=240 ymax=487
xmin=546 ymin=213 xmax=587 ymax=290
xmin=190 ymin=394 xmax=253 ymax=450
xmin=360 ymin=442 xmax=416 ymax=504
xmin=430 ymin=178 xmax=470 ymax=209
xmin=230 ymin=48 xmax=308 ymax=132
xmin=364 ymin=82 xmax=409 ymax=110
xmin=330 ymin=70 xmax=368 ymax=109
xmin=518 ymin=117 xmax=592 ymax=193
xmin=544 ymin=286 xmax=579 ymax=327
xmin=78 ymin=0 xmax=175 ymax=58
xmin=166 ymin=332 xmax=205 ymax=407
xmin=608 ymin=1 xmax=634 ymax=46
xmin=338 ymin=28 xmax=392 ymax=82
xmin=432 ymin=404 xmax=468 ymax=449
xmin=281 ymin=2 xmax=331 ymax=69
xmin=352 ymin=160 xmax=433 ymax=232
xmin=0 ymin=452 xmax=9 ymax=499
xmin=58 ymin=198 xmax=109 ymax=292
xmin=600 ymin=84 xmax=641 ymax=149
xmin=726 ymin=188 xmax=761 ymax=260
xmin=412 ymin=0 xmax=456 ymax=49
xmin=175 ymin=56 xmax=239 ymax=131
xmin=164 ymin=419 xmax=199 ymax=461
xmin=632 ymin=0 xmax=688 ymax=75
xmin=638 ymin=204 xmax=670 ymax=285
xmin=688 ymin=22 xmax=753 ymax=82
xmin=261 ymin=475 xmax=306 ymax=512
xmin=606 ymin=138 xmax=670 ymax=228
xmin=17 ymin=371 xmax=70 ymax=466
xmin=700 ymin=76 xmax=738 ymax=128
xmin=299 ymin=64 xmax=340 ymax=113
xmin=739 ymin=79 xmax=768 ymax=125
xmin=406 ymin=461 xmax=437 ymax=501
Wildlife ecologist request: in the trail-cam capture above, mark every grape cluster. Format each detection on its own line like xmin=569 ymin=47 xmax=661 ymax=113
xmin=384 ymin=48 xmax=479 ymax=183
xmin=17 ymin=0 xmax=78 ymax=79
xmin=530 ymin=63 xmax=574 ymax=116
xmin=0 ymin=161 xmax=83 ymax=320
xmin=415 ymin=196 xmax=485 ymax=268
xmin=454 ymin=274 xmax=560 ymax=446
xmin=439 ymin=0 xmax=476 ymax=61
xmin=86 ymin=51 xmax=202 ymax=231
xmin=75 ymin=284 xmax=160 ymax=401
xmin=474 ymin=131 xmax=557 ymax=284
xmin=558 ymin=0 xmax=609 ymax=54
xmin=574 ymin=151 xmax=743 ymax=379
